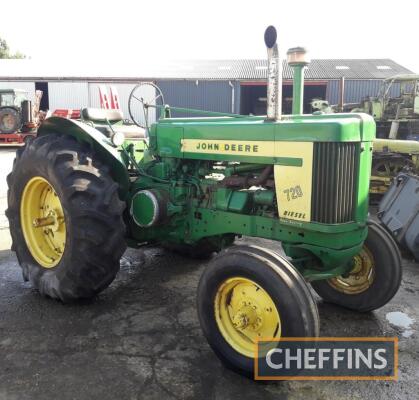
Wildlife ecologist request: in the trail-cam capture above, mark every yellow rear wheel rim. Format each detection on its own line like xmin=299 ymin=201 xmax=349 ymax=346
xmin=20 ymin=176 xmax=66 ymax=268
xmin=215 ymin=277 xmax=281 ymax=358
xmin=328 ymin=246 xmax=375 ymax=294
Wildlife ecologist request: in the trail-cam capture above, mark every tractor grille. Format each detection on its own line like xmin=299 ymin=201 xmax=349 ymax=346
xmin=311 ymin=142 xmax=358 ymax=224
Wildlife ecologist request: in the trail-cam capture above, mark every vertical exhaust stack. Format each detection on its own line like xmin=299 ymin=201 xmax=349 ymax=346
xmin=287 ymin=47 xmax=309 ymax=115
xmin=264 ymin=26 xmax=282 ymax=121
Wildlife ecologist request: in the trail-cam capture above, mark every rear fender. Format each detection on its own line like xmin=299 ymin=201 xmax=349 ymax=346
xmin=38 ymin=117 xmax=130 ymax=199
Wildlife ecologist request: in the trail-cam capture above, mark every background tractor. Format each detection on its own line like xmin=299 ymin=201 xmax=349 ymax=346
xmin=6 ymin=26 xmax=402 ymax=378
xmin=351 ymin=74 xmax=419 ymax=194
xmin=350 ymin=74 xmax=419 ymax=140
xmin=0 ymin=89 xmax=43 ymax=135
xmin=312 ymin=75 xmax=419 ymax=195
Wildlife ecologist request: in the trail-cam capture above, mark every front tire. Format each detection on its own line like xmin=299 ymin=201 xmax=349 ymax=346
xmin=197 ymin=245 xmax=319 ymax=377
xmin=6 ymin=134 xmax=126 ymax=301
xmin=311 ymin=221 xmax=402 ymax=312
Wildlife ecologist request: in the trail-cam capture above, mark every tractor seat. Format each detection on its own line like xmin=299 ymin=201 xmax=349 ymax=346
xmin=114 ymin=125 xmax=147 ymax=139
xmin=81 ymin=108 xmax=123 ymax=123
xmin=81 ymin=108 xmax=146 ymax=139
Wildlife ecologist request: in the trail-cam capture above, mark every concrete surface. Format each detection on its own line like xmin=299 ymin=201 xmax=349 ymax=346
xmin=0 ymin=148 xmax=418 ymax=400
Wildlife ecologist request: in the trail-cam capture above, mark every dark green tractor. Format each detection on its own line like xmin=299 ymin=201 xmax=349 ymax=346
xmin=6 ymin=27 xmax=401 ymax=377
xmin=0 ymin=89 xmax=33 ymax=134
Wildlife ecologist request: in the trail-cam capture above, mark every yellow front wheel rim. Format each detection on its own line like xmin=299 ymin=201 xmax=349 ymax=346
xmin=215 ymin=277 xmax=281 ymax=358
xmin=328 ymin=246 xmax=375 ymax=294
xmin=20 ymin=176 xmax=66 ymax=268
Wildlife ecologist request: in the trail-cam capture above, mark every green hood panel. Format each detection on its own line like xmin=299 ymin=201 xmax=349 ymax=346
xmin=152 ymin=112 xmax=375 ymax=162
xmin=155 ymin=112 xmax=375 ymax=143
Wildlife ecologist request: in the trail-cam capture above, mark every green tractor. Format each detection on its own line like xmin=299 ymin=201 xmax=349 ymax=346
xmin=0 ymin=89 xmax=37 ymax=134
xmin=6 ymin=27 xmax=401 ymax=377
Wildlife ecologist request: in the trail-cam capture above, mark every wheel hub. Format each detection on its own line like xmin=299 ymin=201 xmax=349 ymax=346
xmin=1 ymin=114 xmax=14 ymax=130
xmin=328 ymin=246 xmax=375 ymax=294
xmin=215 ymin=277 xmax=281 ymax=357
xmin=20 ymin=176 xmax=66 ymax=268
xmin=232 ymin=304 xmax=260 ymax=330
xmin=33 ymin=209 xmax=63 ymax=232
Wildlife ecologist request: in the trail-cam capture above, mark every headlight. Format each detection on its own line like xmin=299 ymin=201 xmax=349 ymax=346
xmin=111 ymin=131 xmax=125 ymax=147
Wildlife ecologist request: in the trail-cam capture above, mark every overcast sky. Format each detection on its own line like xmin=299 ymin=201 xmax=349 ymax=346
xmin=2 ymin=0 xmax=418 ymax=73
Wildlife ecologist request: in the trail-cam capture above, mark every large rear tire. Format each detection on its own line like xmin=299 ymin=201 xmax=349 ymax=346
xmin=197 ymin=245 xmax=319 ymax=377
xmin=311 ymin=221 xmax=402 ymax=312
xmin=6 ymin=134 xmax=126 ymax=301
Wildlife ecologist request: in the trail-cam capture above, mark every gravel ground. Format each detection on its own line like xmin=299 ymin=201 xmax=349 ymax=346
xmin=0 ymin=148 xmax=417 ymax=400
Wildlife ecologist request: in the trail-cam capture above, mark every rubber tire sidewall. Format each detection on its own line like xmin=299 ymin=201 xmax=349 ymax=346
xmin=9 ymin=138 xmax=76 ymax=284
xmin=311 ymin=221 xmax=402 ymax=312
xmin=7 ymin=135 xmax=126 ymax=301
xmin=197 ymin=248 xmax=319 ymax=377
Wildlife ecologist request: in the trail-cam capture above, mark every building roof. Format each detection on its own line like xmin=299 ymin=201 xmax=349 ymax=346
xmin=0 ymin=58 xmax=412 ymax=82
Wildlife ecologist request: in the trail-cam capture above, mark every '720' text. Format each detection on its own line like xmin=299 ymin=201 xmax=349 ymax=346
xmin=283 ymin=185 xmax=303 ymax=201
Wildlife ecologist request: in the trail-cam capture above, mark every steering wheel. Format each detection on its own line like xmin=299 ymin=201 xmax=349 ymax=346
xmin=128 ymin=82 xmax=165 ymax=129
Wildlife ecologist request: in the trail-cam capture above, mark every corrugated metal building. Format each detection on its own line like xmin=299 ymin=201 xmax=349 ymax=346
xmin=0 ymin=58 xmax=412 ymax=119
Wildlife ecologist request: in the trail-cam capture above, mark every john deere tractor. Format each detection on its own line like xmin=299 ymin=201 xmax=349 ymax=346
xmin=6 ymin=27 xmax=401 ymax=377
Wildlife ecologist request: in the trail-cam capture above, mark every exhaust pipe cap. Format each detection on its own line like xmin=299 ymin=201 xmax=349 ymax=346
xmin=264 ymin=26 xmax=277 ymax=49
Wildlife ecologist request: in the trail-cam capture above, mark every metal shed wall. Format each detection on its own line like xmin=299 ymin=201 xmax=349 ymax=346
xmin=155 ymin=80 xmax=241 ymax=117
xmin=1 ymin=78 xmax=405 ymax=118
xmin=157 ymin=79 xmax=400 ymax=117
xmin=48 ymin=82 xmax=89 ymax=110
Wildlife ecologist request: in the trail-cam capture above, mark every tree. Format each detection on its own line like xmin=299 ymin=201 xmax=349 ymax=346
xmin=0 ymin=37 xmax=25 ymax=59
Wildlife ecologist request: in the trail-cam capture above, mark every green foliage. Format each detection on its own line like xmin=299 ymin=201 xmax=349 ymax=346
xmin=0 ymin=37 xmax=25 ymax=59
